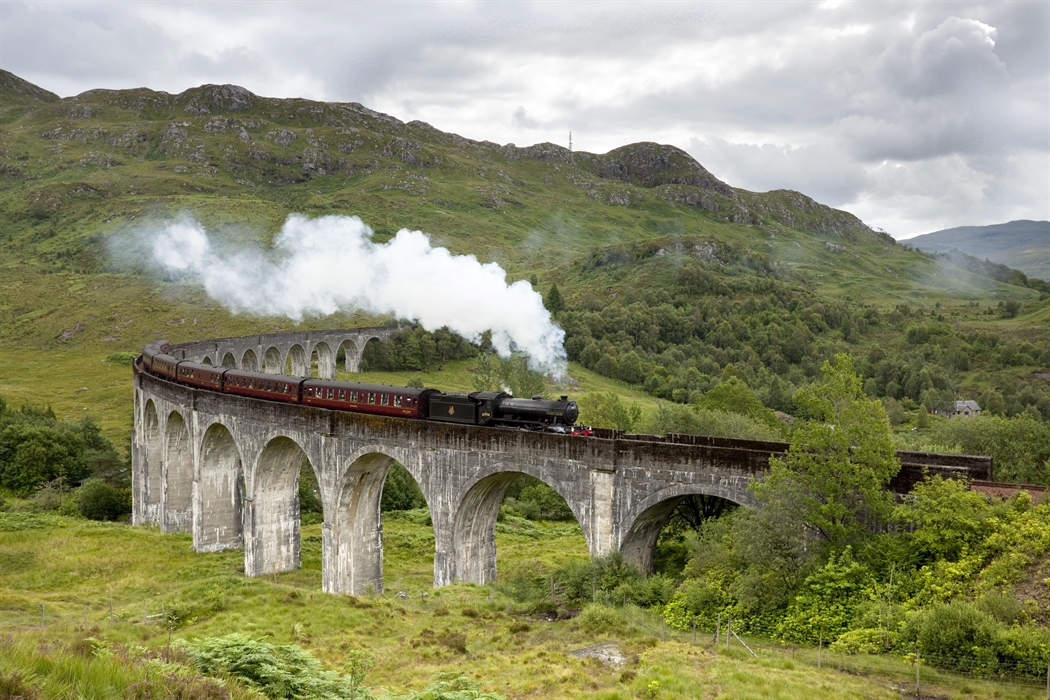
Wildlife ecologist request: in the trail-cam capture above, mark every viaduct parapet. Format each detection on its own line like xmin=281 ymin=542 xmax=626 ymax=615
xmin=168 ymin=326 xmax=398 ymax=377
xmin=133 ymin=331 xmax=993 ymax=595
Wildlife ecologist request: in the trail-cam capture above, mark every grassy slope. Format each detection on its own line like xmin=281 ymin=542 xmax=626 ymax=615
xmin=1 ymin=515 xmax=1040 ymax=699
xmin=1 ymin=74 xmax=1044 ymax=439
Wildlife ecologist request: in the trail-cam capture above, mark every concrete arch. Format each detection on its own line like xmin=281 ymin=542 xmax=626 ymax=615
xmin=286 ymin=344 xmax=309 ymax=377
xmin=196 ymin=422 xmax=244 ymax=553
xmin=338 ymin=339 xmax=361 ymax=373
xmin=245 ymin=436 xmax=318 ymax=577
xmin=618 ymin=484 xmax=755 ymax=574
xmin=263 ymin=346 xmax=283 ymax=375
xmin=312 ymin=341 xmax=336 ymax=379
xmin=143 ymin=399 xmax=162 ymax=525
xmin=452 ymin=466 xmax=589 ymax=585
xmin=241 ymin=348 xmax=259 ymax=372
xmin=201 ymin=356 xmax=214 ymax=366
xmin=163 ymin=411 xmax=193 ymax=533
xmin=220 ymin=352 xmax=237 ymax=369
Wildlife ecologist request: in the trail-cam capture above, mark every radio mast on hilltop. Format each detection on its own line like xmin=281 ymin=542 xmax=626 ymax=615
xmin=568 ymin=131 xmax=572 ymax=152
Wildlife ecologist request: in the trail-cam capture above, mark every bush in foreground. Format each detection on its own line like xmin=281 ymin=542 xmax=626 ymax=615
xmin=77 ymin=479 xmax=129 ymax=521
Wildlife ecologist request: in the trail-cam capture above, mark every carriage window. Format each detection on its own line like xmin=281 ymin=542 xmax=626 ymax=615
xmin=380 ymin=394 xmax=388 ymax=405
xmin=306 ymin=387 xmax=313 ymax=396
xmin=338 ymin=389 xmax=345 ymax=400
xmin=327 ymin=388 xmax=335 ymax=399
xmin=394 ymin=395 xmax=402 ymax=407
xmin=351 ymin=391 xmax=358 ymax=402
xmin=368 ymin=392 xmax=375 ymax=404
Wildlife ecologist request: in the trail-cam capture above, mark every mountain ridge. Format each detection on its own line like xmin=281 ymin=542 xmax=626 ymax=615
xmin=0 ymin=71 xmax=884 ymax=246
xmin=905 ymin=220 xmax=1049 ymax=280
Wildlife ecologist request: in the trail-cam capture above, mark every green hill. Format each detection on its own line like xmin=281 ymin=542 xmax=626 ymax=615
xmin=905 ymin=220 xmax=1050 ymax=281
xmin=0 ymin=70 xmax=1048 ymax=441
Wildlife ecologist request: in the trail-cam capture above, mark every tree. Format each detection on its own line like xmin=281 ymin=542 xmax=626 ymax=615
xmin=381 ymin=463 xmax=426 ymax=511
xmin=932 ymin=414 xmax=1050 ymax=485
xmin=618 ymin=351 xmax=645 ymax=384
xmin=577 ymin=392 xmax=642 ymax=431
xmin=471 ymin=353 xmax=548 ymax=398
xmin=978 ymin=390 xmax=1006 ymax=417
xmin=754 ymin=354 xmax=899 ymax=551
xmin=696 ymin=377 xmax=777 ymax=427
xmin=0 ymin=405 xmax=116 ymax=495
xmin=545 ymin=284 xmax=564 ymax=313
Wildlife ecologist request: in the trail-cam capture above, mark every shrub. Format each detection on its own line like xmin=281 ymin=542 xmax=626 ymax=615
xmin=904 ymin=601 xmax=1000 ymax=673
xmin=576 ymin=603 xmax=624 ymax=633
xmin=829 ymin=628 xmax=891 ymax=655
xmin=77 ymin=479 xmax=128 ymax=521
xmin=995 ymin=625 xmax=1050 ymax=677
xmin=663 ymin=578 xmax=730 ymax=631
xmin=436 ymin=631 xmax=467 ymax=654
xmin=105 ymin=352 xmax=139 ymax=365
xmin=932 ymin=415 xmax=1050 ymax=485
xmin=385 ymin=673 xmax=506 ymax=700
xmin=555 ymin=552 xmax=643 ymax=604
xmin=175 ymin=634 xmax=360 ymax=700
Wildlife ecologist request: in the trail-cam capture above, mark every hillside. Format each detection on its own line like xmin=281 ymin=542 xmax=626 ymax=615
xmin=905 ymin=220 xmax=1050 ymax=281
xmin=1 ymin=70 xmax=1048 ymax=442
xmin=4 ymin=71 xmax=1050 ymax=700
xmin=0 ymin=70 xmax=1031 ymax=297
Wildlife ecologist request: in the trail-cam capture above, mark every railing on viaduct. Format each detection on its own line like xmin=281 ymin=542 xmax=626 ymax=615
xmin=133 ymin=331 xmax=994 ymax=596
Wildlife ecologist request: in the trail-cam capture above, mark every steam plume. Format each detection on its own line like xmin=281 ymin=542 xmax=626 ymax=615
xmin=150 ymin=214 xmax=567 ymax=374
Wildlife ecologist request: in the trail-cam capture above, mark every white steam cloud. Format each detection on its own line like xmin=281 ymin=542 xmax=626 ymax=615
xmin=151 ymin=214 xmax=566 ymax=374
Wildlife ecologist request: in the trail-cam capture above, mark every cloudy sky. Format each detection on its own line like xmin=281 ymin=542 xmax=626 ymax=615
xmin=2 ymin=1 xmax=1047 ymax=238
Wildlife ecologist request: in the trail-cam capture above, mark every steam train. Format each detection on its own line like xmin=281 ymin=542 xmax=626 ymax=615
xmin=140 ymin=341 xmax=584 ymax=433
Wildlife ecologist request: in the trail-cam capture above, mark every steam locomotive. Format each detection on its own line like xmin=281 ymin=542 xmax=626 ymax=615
xmin=140 ymin=341 xmax=584 ymax=433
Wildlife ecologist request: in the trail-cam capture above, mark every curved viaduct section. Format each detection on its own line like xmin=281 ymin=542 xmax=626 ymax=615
xmin=165 ymin=326 xmax=398 ymax=377
xmin=133 ymin=331 xmax=993 ymax=595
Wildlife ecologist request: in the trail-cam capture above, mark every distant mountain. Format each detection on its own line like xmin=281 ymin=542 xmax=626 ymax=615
xmin=905 ymin=221 xmax=1049 ymax=280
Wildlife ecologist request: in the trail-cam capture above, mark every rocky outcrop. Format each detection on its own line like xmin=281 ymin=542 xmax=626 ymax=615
xmin=179 ymin=84 xmax=255 ymax=115
xmin=593 ymin=142 xmax=735 ymax=196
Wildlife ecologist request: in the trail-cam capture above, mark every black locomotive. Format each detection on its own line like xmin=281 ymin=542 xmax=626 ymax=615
xmin=141 ymin=340 xmax=583 ymax=433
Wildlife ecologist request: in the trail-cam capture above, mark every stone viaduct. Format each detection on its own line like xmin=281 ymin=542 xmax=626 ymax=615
xmin=133 ymin=331 xmax=993 ymax=596
xmin=173 ymin=326 xmax=399 ymax=378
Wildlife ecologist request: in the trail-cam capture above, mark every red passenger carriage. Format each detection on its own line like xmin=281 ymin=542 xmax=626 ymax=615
xmin=301 ymin=380 xmax=433 ymax=419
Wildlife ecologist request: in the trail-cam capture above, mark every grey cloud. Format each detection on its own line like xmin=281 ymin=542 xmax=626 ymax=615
xmin=511 ymin=107 xmax=539 ymax=129
xmin=686 ymin=138 xmax=871 ymax=207
xmin=1 ymin=0 xmax=1045 ymax=237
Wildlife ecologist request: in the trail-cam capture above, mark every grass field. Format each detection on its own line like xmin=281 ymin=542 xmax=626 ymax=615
xmin=1 ymin=511 xmax=1043 ymax=699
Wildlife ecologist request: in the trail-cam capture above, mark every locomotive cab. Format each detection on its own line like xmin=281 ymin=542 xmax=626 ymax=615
xmin=469 ymin=391 xmax=510 ymax=426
